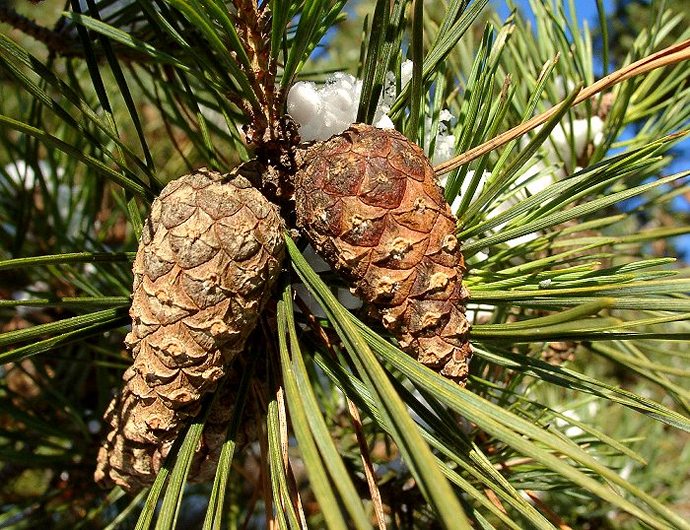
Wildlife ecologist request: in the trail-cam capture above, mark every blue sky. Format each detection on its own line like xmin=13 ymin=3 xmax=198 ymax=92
xmin=492 ymin=0 xmax=616 ymax=25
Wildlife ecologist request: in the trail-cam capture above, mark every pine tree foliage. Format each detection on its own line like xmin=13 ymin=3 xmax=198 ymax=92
xmin=0 ymin=0 xmax=689 ymax=528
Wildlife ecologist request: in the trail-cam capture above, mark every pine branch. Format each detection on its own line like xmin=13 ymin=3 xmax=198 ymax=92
xmin=435 ymin=38 xmax=690 ymax=174
xmin=0 ymin=3 xmax=68 ymax=52
xmin=0 ymin=3 xmax=153 ymax=62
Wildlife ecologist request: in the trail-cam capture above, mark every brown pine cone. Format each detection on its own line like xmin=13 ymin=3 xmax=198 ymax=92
xmin=95 ymin=167 xmax=283 ymax=491
xmin=294 ymin=124 xmax=472 ymax=383
xmin=96 ymin=358 xmax=263 ymax=491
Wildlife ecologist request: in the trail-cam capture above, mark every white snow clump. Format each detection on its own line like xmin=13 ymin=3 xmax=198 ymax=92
xmin=522 ymin=116 xmax=605 ymax=177
xmin=287 ymin=72 xmax=371 ymax=142
xmin=12 ymin=281 xmax=50 ymax=317
xmin=287 ymin=61 xmax=457 ymax=164
xmin=552 ymin=75 xmax=576 ymax=100
xmin=426 ymin=109 xmax=457 ymax=165
xmin=4 ymin=159 xmax=50 ymax=189
xmin=504 ymin=115 xmax=606 ymax=229
xmin=437 ymin=168 xmax=524 ymax=249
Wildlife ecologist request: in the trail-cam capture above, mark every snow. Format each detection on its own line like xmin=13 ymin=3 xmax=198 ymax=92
xmin=428 ymin=110 xmax=457 ymax=165
xmin=2 ymin=160 xmax=88 ymax=242
xmin=552 ymin=75 xmax=576 ymax=100
xmin=523 ymin=116 xmax=605 ymax=173
xmin=286 ymin=61 xmax=458 ymax=164
xmin=287 ymin=73 xmax=364 ymax=142
xmin=554 ymin=411 xmax=584 ymax=438
xmin=373 ymin=113 xmax=395 ymax=130
xmin=12 ymin=281 xmax=50 ymax=317
xmin=4 ymin=159 xmax=50 ymax=189
xmin=400 ymin=60 xmax=414 ymax=88
xmin=469 ymin=113 xmax=606 ymax=249
xmin=464 ymin=304 xmax=495 ymax=323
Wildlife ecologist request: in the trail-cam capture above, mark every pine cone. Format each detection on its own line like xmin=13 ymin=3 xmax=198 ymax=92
xmin=96 ymin=358 xmax=262 ymax=491
xmin=95 ymin=167 xmax=283 ymax=491
xmin=294 ymin=124 xmax=472 ymax=382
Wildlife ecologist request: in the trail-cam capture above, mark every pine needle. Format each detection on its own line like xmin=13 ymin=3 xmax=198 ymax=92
xmin=435 ymin=38 xmax=690 ymax=174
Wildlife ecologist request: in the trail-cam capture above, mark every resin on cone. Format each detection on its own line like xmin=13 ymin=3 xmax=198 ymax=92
xmin=295 ymin=124 xmax=471 ymax=382
xmin=95 ymin=167 xmax=284 ymax=491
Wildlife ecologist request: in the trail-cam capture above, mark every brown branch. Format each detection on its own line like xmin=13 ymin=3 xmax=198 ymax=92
xmin=434 ymin=38 xmax=690 ymax=175
xmin=484 ymin=488 xmax=508 ymax=515
xmin=232 ymin=0 xmax=272 ymax=132
xmin=277 ymin=386 xmax=309 ymax=529
xmin=524 ymin=490 xmax=574 ymax=530
xmin=348 ymin=398 xmax=388 ymax=530
xmin=0 ymin=5 xmax=73 ymax=53
xmin=0 ymin=4 xmax=169 ymax=63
